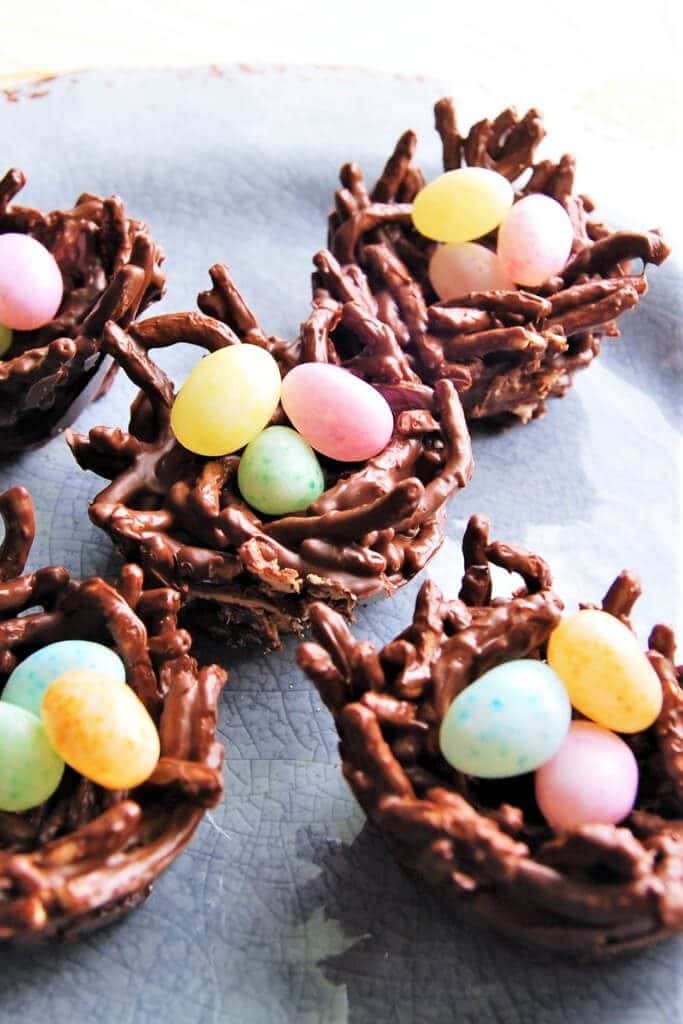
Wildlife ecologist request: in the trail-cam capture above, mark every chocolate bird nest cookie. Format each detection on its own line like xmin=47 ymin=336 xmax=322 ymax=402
xmin=68 ymin=265 xmax=473 ymax=648
xmin=298 ymin=517 xmax=683 ymax=958
xmin=0 ymin=486 xmax=226 ymax=941
xmin=313 ymin=98 xmax=670 ymax=423
xmin=0 ymin=169 xmax=165 ymax=456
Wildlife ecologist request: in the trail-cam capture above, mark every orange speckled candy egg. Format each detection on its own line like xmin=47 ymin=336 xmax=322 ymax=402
xmin=42 ymin=670 xmax=160 ymax=789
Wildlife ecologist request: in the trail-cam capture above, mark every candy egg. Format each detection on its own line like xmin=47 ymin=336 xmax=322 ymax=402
xmin=428 ymin=242 xmax=513 ymax=300
xmin=42 ymin=670 xmax=160 ymax=790
xmin=535 ymin=721 xmax=638 ymax=829
xmin=281 ymin=363 xmax=393 ymax=462
xmin=439 ymin=660 xmax=571 ymax=778
xmin=547 ymin=609 xmax=662 ymax=733
xmin=0 ymin=233 xmax=64 ymax=331
xmin=0 ymin=323 xmax=12 ymax=357
xmin=2 ymin=639 xmax=126 ymax=719
xmin=496 ymin=194 xmax=574 ymax=287
xmin=0 ymin=703 xmax=64 ymax=812
xmin=237 ymin=426 xmax=324 ymax=516
xmin=412 ymin=168 xmax=514 ymax=245
xmin=171 ymin=344 xmax=281 ymax=456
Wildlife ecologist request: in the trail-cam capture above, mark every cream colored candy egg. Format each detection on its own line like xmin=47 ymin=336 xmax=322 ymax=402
xmin=429 ymin=242 xmax=513 ymax=300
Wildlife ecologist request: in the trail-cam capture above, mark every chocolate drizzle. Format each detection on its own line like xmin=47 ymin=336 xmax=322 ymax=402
xmin=0 ymin=486 xmax=226 ymax=941
xmin=299 ymin=99 xmax=670 ymax=423
xmin=68 ymin=266 xmax=473 ymax=648
xmin=298 ymin=517 xmax=683 ymax=958
xmin=0 ymin=169 xmax=165 ymax=456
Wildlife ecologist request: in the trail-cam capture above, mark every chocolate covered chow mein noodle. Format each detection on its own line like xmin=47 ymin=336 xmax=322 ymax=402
xmin=298 ymin=517 xmax=683 ymax=958
xmin=0 ymin=169 xmax=165 ymax=456
xmin=315 ymin=98 xmax=670 ymax=422
xmin=0 ymin=487 xmax=226 ymax=941
xmin=68 ymin=265 xmax=473 ymax=648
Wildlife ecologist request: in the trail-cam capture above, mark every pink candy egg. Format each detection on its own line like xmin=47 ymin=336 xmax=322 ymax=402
xmin=0 ymin=233 xmax=63 ymax=331
xmin=497 ymin=194 xmax=574 ymax=287
xmin=535 ymin=721 xmax=638 ymax=830
xmin=281 ymin=363 xmax=394 ymax=462
xmin=429 ymin=242 xmax=513 ymax=300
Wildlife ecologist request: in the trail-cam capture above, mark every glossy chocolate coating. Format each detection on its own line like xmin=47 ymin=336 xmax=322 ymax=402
xmin=310 ymin=99 xmax=670 ymax=423
xmin=298 ymin=516 xmax=683 ymax=958
xmin=0 ymin=486 xmax=226 ymax=942
xmin=68 ymin=266 xmax=473 ymax=648
xmin=0 ymin=169 xmax=165 ymax=456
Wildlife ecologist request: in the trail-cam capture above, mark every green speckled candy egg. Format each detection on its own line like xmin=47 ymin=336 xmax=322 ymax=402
xmin=2 ymin=640 xmax=126 ymax=718
xmin=0 ymin=703 xmax=64 ymax=812
xmin=237 ymin=426 xmax=325 ymax=516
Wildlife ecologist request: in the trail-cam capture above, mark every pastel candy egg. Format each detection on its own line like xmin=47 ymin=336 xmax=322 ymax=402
xmin=429 ymin=242 xmax=513 ymax=300
xmin=0 ymin=233 xmax=64 ymax=330
xmin=497 ymin=194 xmax=574 ymax=287
xmin=535 ymin=721 xmax=638 ymax=829
xmin=281 ymin=363 xmax=393 ymax=462
xmin=0 ymin=703 xmax=64 ymax=812
xmin=171 ymin=345 xmax=281 ymax=456
xmin=547 ymin=609 xmax=662 ymax=733
xmin=42 ymin=670 xmax=160 ymax=790
xmin=439 ymin=660 xmax=571 ymax=778
xmin=412 ymin=168 xmax=514 ymax=245
xmin=0 ymin=323 xmax=12 ymax=357
xmin=238 ymin=426 xmax=324 ymax=516
xmin=2 ymin=639 xmax=126 ymax=719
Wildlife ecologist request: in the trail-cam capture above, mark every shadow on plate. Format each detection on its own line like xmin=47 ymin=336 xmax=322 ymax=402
xmin=296 ymin=820 xmax=682 ymax=1024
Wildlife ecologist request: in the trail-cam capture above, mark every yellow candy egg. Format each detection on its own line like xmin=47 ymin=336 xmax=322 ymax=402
xmin=412 ymin=168 xmax=514 ymax=244
xmin=547 ymin=610 xmax=663 ymax=733
xmin=171 ymin=344 xmax=281 ymax=456
xmin=42 ymin=670 xmax=160 ymax=789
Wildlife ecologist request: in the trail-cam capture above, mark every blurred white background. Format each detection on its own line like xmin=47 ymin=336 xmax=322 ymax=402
xmin=2 ymin=0 xmax=680 ymax=241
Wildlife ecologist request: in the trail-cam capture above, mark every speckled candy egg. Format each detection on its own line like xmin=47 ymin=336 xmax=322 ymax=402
xmin=171 ymin=344 xmax=281 ymax=457
xmin=412 ymin=168 xmax=514 ymax=245
xmin=497 ymin=194 xmax=574 ymax=287
xmin=428 ymin=242 xmax=513 ymax=300
xmin=237 ymin=426 xmax=325 ymax=516
xmin=0 ymin=233 xmax=64 ymax=330
xmin=2 ymin=639 xmax=126 ymax=719
xmin=439 ymin=660 xmax=571 ymax=778
xmin=281 ymin=363 xmax=393 ymax=462
xmin=42 ymin=670 xmax=160 ymax=790
xmin=535 ymin=721 xmax=639 ymax=829
xmin=547 ymin=609 xmax=662 ymax=733
xmin=0 ymin=703 xmax=65 ymax=812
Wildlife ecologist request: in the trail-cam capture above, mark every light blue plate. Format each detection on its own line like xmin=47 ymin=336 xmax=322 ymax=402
xmin=0 ymin=66 xmax=680 ymax=1024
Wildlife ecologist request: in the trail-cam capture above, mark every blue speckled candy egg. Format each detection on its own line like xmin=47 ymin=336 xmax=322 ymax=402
xmin=439 ymin=660 xmax=571 ymax=778
xmin=2 ymin=640 xmax=126 ymax=718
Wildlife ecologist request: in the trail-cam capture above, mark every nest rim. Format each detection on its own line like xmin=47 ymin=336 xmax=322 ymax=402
xmin=313 ymin=97 xmax=670 ymax=425
xmin=67 ymin=263 xmax=473 ymax=649
xmin=0 ymin=168 xmax=165 ymax=457
xmin=297 ymin=514 xmax=683 ymax=960
xmin=0 ymin=485 xmax=226 ymax=943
